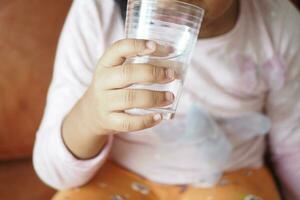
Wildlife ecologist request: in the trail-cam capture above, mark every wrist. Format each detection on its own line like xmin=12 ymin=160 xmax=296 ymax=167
xmin=79 ymin=90 xmax=110 ymax=136
xmin=62 ymin=105 xmax=110 ymax=159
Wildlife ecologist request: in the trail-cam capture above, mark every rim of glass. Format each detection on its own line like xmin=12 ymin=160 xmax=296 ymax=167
xmin=127 ymin=9 xmax=204 ymax=20
xmin=127 ymin=6 xmax=203 ymax=17
xmin=128 ymin=9 xmax=204 ymax=18
xmin=128 ymin=0 xmax=205 ymax=13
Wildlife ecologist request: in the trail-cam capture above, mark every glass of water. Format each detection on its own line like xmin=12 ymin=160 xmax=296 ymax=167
xmin=125 ymin=0 xmax=204 ymax=119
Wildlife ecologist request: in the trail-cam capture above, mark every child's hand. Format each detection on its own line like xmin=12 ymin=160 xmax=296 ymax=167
xmin=82 ymin=39 xmax=175 ymax=135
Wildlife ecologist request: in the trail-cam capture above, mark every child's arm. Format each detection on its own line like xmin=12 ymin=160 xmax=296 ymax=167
xmin=32 ymin=0 xmax=113 ymax=190
xmin=266 ymin=1 xmax=300 ymax=199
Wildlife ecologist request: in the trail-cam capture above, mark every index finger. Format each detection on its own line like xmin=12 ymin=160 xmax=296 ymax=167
xmin=98 ymin=39 xmax=156 ymax=67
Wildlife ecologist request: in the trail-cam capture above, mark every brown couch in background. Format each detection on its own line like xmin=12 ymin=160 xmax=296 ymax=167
xmin=0 ymin=0 xmax=71 ymax=199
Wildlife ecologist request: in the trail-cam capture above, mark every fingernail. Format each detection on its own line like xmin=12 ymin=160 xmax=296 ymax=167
xmin=146 ymin=41 xmax=156 ymax=51
xmin=167 ymin=46 xmax=175 ymax=53
xmin=153 ymin=114 xmax=162 ymax=121
xmin=139 ymin=41 xmax=156 ymax=56
xmin=165 ymin=68 xmax=175 ymax=79
xmin=165 ymin=92 xmax=174 ymax=101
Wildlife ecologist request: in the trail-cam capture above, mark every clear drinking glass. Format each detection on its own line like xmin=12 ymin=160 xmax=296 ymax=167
xmin=125 ymin=0 xmax=204 ymax=119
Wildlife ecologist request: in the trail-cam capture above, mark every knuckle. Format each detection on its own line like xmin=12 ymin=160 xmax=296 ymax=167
xmin=153 ymin=92 xmax=164 ymax=105
xmin=121 ymin=119 xmax=132 ymax=131
xmin=121 ymin=64 xmax=132 ymax=82
xmin=124 ymin=90 xmax=135 ymax=106
xmin=133 ymin=39 xmax=145 ymax=52
xmin=141 ymin=117 xmax=151 ymax=129
xmin=141 ymin=91 xmax=153 ymax=107
xmin=151 ymin=66 xmax=164 ymax=81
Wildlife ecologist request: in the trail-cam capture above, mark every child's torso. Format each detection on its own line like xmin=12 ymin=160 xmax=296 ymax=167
xmin=96 ymin=0 xmax=285 ymax=186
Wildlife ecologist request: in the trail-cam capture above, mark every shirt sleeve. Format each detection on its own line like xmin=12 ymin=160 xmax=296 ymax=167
xmin=33 ymin=0 xmax=114 ymax=190
xmin=265 ymin=1 xmax=300 ymax=199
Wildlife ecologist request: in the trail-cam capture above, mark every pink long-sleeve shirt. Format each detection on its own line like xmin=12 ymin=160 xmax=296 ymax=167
xmin=33 ymin=0 xmax=300 ymax=199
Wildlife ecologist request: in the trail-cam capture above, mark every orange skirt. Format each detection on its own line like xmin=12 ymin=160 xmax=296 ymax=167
xmin=52 ymin=161 xmax=281 ymax=200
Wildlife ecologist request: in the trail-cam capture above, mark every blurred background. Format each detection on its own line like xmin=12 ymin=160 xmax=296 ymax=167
xmin=0 ymin=0 xmax=299 ymax=199
xmin=0 ymin=0 xmax=71 ymax=199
